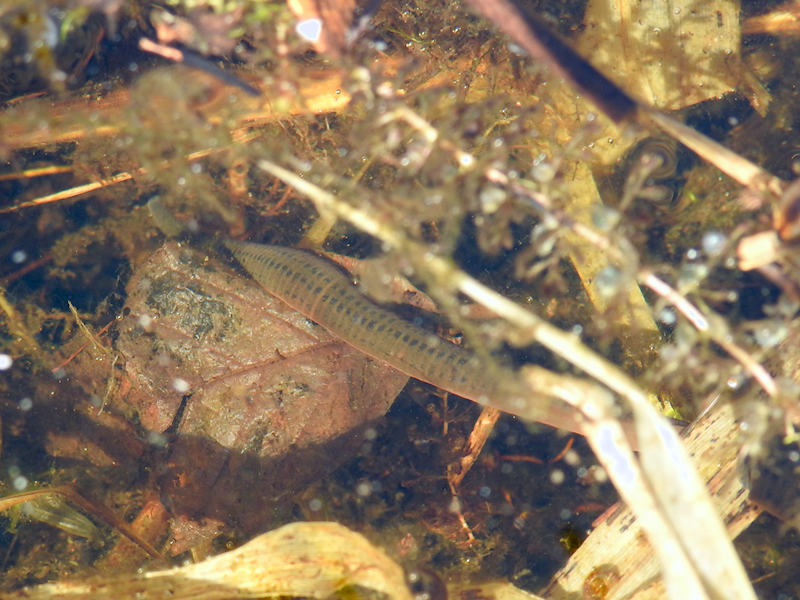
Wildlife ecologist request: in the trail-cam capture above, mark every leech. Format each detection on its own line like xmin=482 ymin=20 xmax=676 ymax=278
xmin=225 ymin=240 xmax=586 ymax=435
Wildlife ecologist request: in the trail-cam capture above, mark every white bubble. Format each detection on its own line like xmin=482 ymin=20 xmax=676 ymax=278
xmin=13 ymin=475 xmax=28 ymax=491
xmin=658 ymin=308 xmax=677 ymax=325
xmin=11 ymin=250 xmax=26 ymax=264
xmin=550 ymin=469 xmax=565 ymax=485
xmin=138 ymin=314 xmax=153 ymax=328
xmin=590 ymin=465 xmax=608 ymax=483
xmin=531 ymin=162 xmax=556 ymax=183
xmin=479 ymin=486 xmax=491 ymax=498
xmin=0 ymin=354 xmax=12 ymax=370
xmin=19 ymin=397 xmax=32 ymax=411
xmin=309 ymin=498 xmax=323 ymax=511
xmin=147 ymin=431 xmax=169 ymax=447
xmin=594 ymin=267 xmax=622 ymax=299
xmin=592 ymin=205 xmax=620 ymax=231
xmin=726 ymin=374 xmax=745 ymax=391
xmin=172 ymin=378 xmax=190 ymax=393
xmin=564 ymin=449 xmax=580 ymax=466
xmin=479 ymin=185 xmax=506 ymax=214
xmin=754 ymin=320 xmax=787 ymax=348
xmin=702 ymin=230 xmax=726 ymax=257
xmin=679 ymin=262 xmax=708 ymax=285
xmin=559 ymin=508 xmax=571 ymax=520
xmin=356 ymin=481 xmax=371 ymax=497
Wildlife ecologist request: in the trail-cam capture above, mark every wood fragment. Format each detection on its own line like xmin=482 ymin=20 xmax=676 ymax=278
xmin=541 ymin=403 xmax=760 ymax=600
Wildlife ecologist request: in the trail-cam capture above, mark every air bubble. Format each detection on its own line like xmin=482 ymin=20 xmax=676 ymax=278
xmin=531 ymin=162 xmax=556 ymax=183
xmin=172 ymin=378 xmax=191 ymax=393
xmin=679 ymin=263 xmax=708 ymax=285
xmin=592 ymin=205 xmax=620 ymax=231
xmin=564 ymin=450 xmax=580 ymax=466
xmin=591 ymin=465 xmax=608 ymax=483
xmin=702 ymin=230 xmax=726 ymax=256
xmin=753 ymin=320 xmax=787 ymax=348
xmin=726 ymin=373 xmax=745 ymax=391
xmin=479 ymin=185 xmax=507 ymax=214
xmin=147 ymin=431 xmax=169 ymax=447
xmin=594 ymin=267 xmax=622 ymax=299
xmin=658 ymin=308 xmax=677 ymax=325
xmin=296 ymin=19 xmax=322 ymax=42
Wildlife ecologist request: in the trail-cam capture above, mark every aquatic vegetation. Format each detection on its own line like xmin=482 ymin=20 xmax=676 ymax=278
xmin=1 ymin=0 xmax=800 ymax=598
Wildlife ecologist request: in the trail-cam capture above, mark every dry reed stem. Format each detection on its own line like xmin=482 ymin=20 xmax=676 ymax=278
xmin=254 ymin=158 xmax=756 ymax=600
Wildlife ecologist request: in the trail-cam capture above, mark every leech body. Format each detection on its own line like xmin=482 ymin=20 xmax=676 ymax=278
xmin=225 ymin=240 xmax=584 ymax=434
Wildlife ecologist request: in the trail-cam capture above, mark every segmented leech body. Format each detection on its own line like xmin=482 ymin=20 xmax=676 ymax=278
xmin=225 ymin=240 xmax=582 ymax=434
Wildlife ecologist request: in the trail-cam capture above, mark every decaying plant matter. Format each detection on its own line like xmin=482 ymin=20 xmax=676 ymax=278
xmin=1 ymin=0 xmax=800 ymax=599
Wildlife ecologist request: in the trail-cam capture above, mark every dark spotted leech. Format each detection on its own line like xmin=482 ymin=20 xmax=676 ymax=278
xmin=224 ymin=240 xmax=585 ymax=435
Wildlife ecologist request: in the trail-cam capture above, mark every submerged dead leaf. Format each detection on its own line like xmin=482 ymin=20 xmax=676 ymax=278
xmin=3 ymin=521 xmax=415 ymax=600
xmin=116 ymin=242 xmax=409 ymax=551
